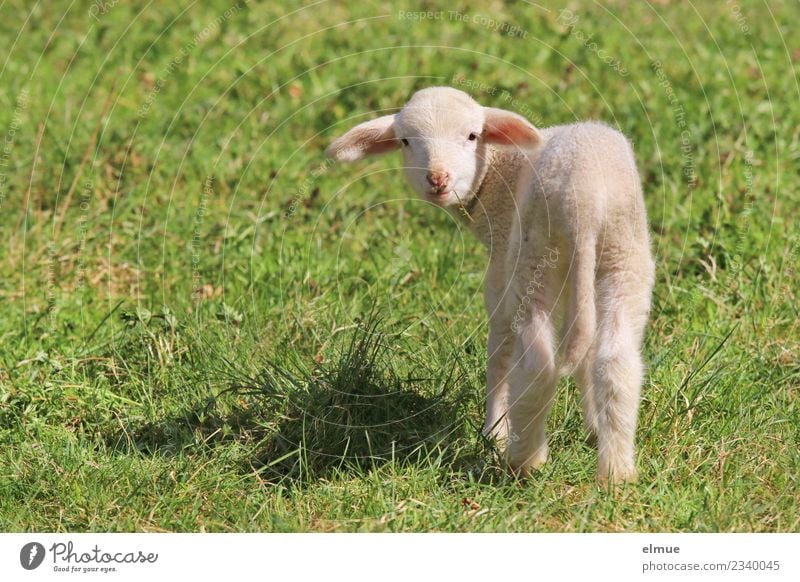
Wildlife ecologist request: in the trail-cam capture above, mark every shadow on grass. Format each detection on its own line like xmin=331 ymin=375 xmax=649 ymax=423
xmin=104 ymin=317 xmax=492 ymax=484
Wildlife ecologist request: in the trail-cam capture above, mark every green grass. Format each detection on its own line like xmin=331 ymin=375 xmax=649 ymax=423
xmin=0 ymin=0 xmax=798 ymax=532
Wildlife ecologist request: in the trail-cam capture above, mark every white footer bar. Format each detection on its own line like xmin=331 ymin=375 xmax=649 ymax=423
xmin=1 ymin=533 xmax=797 ymax=581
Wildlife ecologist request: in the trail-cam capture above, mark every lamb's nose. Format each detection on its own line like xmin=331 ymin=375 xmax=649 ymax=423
xmin=426 ymin=171 xmax=450 ymax=189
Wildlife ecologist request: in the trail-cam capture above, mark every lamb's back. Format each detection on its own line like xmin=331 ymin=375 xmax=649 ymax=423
xmin=517 ymin=122 xmax=643 ymax=238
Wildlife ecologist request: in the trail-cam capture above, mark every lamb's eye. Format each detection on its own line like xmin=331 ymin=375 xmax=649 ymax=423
xmin=468 ymin=132 xmax=478 ymax=141
xmin=401 ymin=138 xmax=409 ymax=147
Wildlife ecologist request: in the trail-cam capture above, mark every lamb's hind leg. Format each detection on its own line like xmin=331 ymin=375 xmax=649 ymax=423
xmin=593 ymin=273 xmax=651 ymax=483
xmin=561 ymin=237 xmax=599 ymax=441
xmin=576 ymin=352 xmax=599 ymax=442
xmin=506 ymin=308 xmax=558 ymax=476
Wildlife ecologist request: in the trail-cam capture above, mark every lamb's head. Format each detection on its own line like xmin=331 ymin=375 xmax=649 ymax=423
xmin=326 ymin=87 xmax=541 ymax=207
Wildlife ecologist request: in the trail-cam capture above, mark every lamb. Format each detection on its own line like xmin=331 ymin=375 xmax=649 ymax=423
xmin=326 ymin=87 xmax=655 ymax=483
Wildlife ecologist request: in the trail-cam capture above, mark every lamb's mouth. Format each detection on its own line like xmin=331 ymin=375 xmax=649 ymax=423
xmin=427 ymin=189 xmax=452 ymax=201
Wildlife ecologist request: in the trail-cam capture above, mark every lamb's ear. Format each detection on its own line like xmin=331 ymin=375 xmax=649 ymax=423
xmin=326 ymin=114 xmax=398 ymax=161
xmin=482 ymin=107 xmax=541 ymax=148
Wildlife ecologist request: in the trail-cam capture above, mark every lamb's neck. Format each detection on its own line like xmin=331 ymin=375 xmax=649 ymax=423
xmin=454 ymin=146 xmax=525 ymax=257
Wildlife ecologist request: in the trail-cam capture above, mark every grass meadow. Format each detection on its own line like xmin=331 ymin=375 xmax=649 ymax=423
xmin=0 ymin=0 xmax=798 ymax=532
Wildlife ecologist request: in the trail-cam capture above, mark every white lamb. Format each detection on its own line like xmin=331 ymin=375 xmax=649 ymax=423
xmin=327 ymin=87 xmax=655 ymax=483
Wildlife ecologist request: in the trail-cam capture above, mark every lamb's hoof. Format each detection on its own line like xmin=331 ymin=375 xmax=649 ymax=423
xmin=598 ymin=465 xmax=638 ymax=486
xmin=507 ymin=447 xmax=548 ymax=478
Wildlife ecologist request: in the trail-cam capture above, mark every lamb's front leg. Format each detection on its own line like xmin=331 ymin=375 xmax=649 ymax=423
xmin=483 ymin=265 xmax=513 ymax=447
xmin=484 ymin=317 xmax=513 ymax=445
